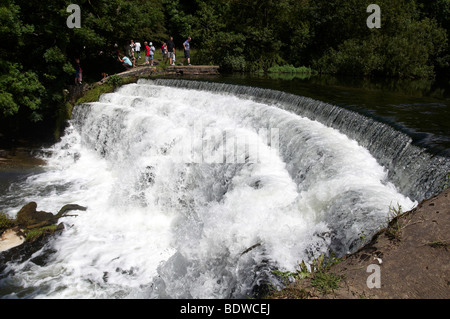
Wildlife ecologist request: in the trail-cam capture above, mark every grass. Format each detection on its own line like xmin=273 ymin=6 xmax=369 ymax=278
xmin=75 ymin=76 xmax=137 ymax=105
xmin=1 ymin=212 xmax=60 ymax=245
xmin=385 ymin=203 xmax=405 ymax=241
xmin=75 ymin=83 xmax=115 ymax=104
xmin=253 ymin=64 xmax=318 ymax=80
xmin=0 ymin=211 xmax=14 ymax=233
xmin=310 ymin=271 xmax=342 ymax=294
xmin=267 ymin=65 xmax=317 ymax=75
xmin=25 ymin=225 xmax=60 ymax=242
xmin=443 ymin=172 xmax=450 ymax=190
xmin=308 ymin=253 xmax=343 ymax=295
xmin=269 ymin=253 xmax=343 ymax=298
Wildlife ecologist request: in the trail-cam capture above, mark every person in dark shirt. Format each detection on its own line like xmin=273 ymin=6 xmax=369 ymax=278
xmin=167 ymin=36 xmax=175 ymax=65
xmin=74 ymin=58 xmax=82 ymax=85
xmin=182 ymin=37 xmax=191 ymax=65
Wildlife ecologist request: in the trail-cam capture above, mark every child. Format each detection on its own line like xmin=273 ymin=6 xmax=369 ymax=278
xmin=161 ymin=42 xmax=168 ymax=63
xmin=149 ymin=42 xmax=155 ymax=66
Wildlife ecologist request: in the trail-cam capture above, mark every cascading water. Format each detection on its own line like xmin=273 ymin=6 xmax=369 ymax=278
xmin=1 ymin=79 xmax=448 ymax=299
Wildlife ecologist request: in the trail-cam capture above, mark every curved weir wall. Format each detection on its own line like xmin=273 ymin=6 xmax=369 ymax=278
xmin=1 ymin=79 xmax=448 ymax=299
xmin=150 ymin=79 xmax=450 ymax=203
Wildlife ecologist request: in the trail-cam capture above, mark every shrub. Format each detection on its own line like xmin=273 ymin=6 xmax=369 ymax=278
xmin=106 ymin=74 xmax=123 ymax=88
xmin=267 ymin=65 xmax=317 ymax=75
xmin=0 ymin=211 xmax=14 ymax=232
xmin=314 ymin=17 xmax=447 ymax=78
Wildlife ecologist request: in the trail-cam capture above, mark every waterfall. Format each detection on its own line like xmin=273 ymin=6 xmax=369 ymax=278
xmin=149 ymin=79 xmax=450 ymax=202
xmin=1 ymin=79 xmax=447 ymax=299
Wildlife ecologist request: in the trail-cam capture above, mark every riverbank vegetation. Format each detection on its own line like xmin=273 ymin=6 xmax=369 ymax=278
xmin=1 ymin=0 xmax=449 ymax=142
xmin=74 ymin=75 xmax=137 ymax=105
xmin=269 ymin=253 xmax=344 ymax=298
xmin=0 ymin=212 xmax=14 ymax=234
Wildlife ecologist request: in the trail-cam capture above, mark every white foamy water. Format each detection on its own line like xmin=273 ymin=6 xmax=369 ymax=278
xmin=0 ymin=80 xmax=416 ymax=298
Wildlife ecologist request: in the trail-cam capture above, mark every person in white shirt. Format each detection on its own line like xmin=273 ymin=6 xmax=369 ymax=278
xmin=134 ymin=41 xmax=141 ymax=59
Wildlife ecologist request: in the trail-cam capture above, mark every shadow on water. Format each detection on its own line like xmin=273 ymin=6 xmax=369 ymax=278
xmin=0 ymin=146 xmax=47 ymax=203
xmin=208 ymin=73 xmax=450 ymax=157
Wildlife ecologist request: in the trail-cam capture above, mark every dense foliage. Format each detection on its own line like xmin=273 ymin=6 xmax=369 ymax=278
xmin=183 ymin=0 xmax=449 ymax=76
xmin=0 ymin=0 xmax=166 ymax=140
xmin=0 ymin=0 xmax=448 ymax=140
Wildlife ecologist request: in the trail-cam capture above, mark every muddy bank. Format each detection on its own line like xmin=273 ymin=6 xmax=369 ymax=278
xmin=0 ymin=146 xmax=46 ymax=169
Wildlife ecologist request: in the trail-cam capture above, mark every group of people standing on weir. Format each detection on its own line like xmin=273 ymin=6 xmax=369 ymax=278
xmin=72 ymin=36 xmax=192 ymax=83
xmin=117 ymin=36 xmax=192 ymax=70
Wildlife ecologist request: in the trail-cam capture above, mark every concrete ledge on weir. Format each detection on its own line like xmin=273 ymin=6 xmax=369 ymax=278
xmin=104 ymin=65 xmax=220 ymax=81
xmin=67 ymin=65 xmax=221 ymax=103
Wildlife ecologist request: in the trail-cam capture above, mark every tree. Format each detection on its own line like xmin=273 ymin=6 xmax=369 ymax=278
xmin=312 ymin=0 xmax=448 ymax=78
xmin=0 ymin=0 xmax=168 ymax=140
xmin=416 ymin=0 xmax=450 ymax=74
xmin=0 ymin=0 xmax=45 ymax=135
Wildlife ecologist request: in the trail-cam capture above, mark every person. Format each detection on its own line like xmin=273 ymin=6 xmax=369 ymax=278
xmin=74 ymin=58 xmax=82 ymax=85
xmin=182 ymin=36 xmax=191 ymax=65
xmin=118 ymin=54 xmax=132 ymax=69
xmin=132 ymin=51 xmax=136 ymax=67
xmin=161 ymin=42 xmax=168 ymax=63
xmin=135 ymin=41 xmax=141 ymax=59
xmin=114 ymin=43 xmax=122 ymax=65
xmin=129 ymin=40 xmax=136 ymax=67
xmin=149 ymin=42 xmax=155 ymax=66
xmin=144 ymin=41 xmax=150 ymax=65
xmin=126 ymin=41 xmax=133 ymax=58
xmin=167 ymin=36 xmax=175 ymax=66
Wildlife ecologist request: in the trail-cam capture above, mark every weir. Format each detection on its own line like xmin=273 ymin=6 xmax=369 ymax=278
xmin=148 ymin=78 xmax=450 ymax=202
xmin=1 ymin=79 xmax=448 ymax=299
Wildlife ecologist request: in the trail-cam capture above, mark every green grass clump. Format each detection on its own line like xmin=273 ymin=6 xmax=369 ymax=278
xmin=75 ymin=83 xmax=114 ymax=104
xmin=310 ymin=271 xmax=342 ymax=294
xmin=0 ymin=211 xmax=14 ymax=232
xmin=271 ymin=253 xmax=343 ymax=297
xmin=386 ymin=203 xmax=405 ymax=241
xmin=25 ymin=225 xmax=59 ymax=242
xmin=75 ymin=76 xmax=137 ymax=105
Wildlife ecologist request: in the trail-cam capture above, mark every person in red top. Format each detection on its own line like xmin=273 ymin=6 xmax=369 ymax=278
xmin=144 ymin=41 xmax=150 ymax=65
